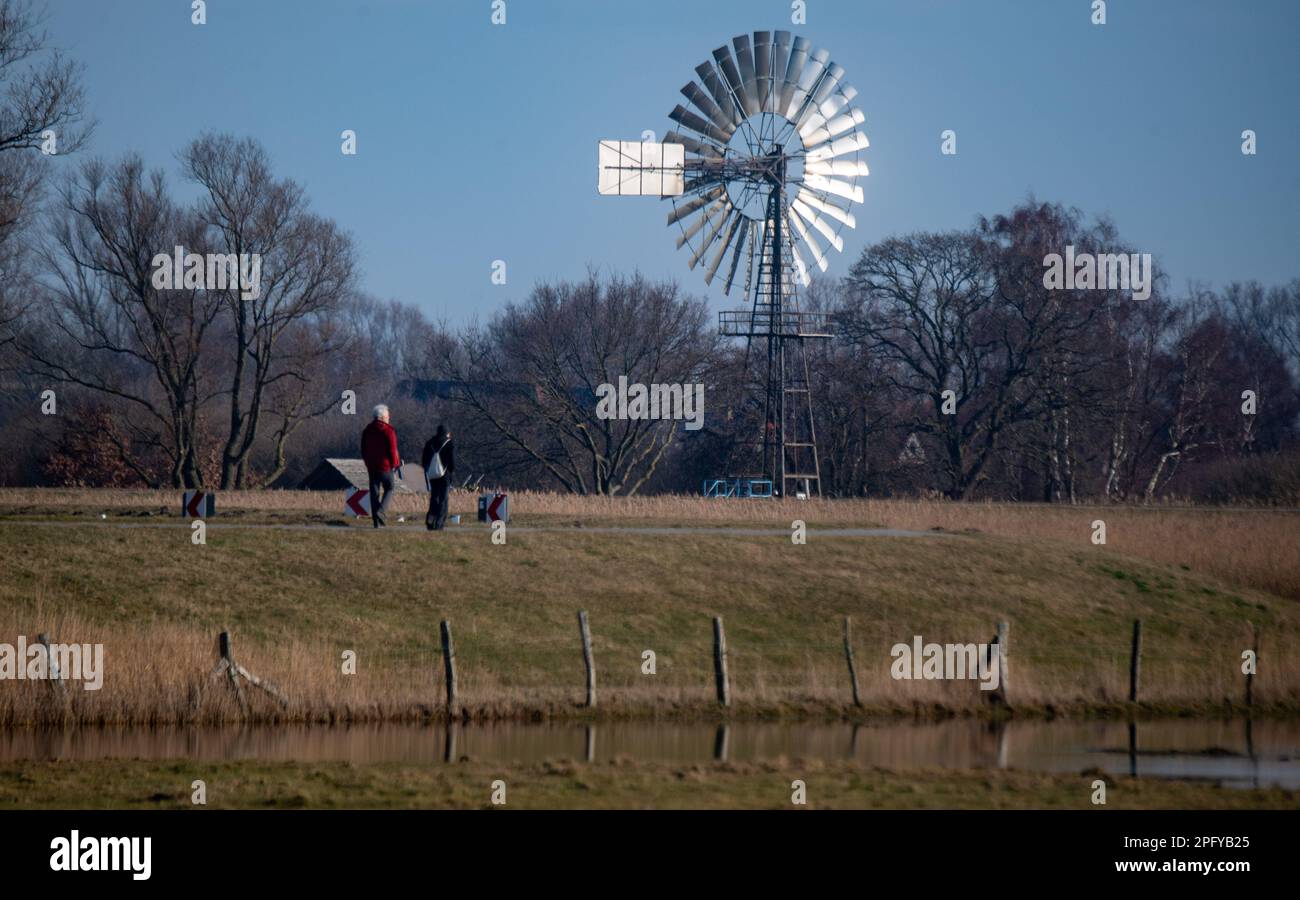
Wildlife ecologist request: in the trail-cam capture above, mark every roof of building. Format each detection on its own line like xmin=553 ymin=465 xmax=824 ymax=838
xmin=298 ymin=458 xmax=428 ymax=493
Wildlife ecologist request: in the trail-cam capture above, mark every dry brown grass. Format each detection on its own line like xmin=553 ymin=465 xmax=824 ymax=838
xmin=0 ymin=610 xmax=437 ymax=728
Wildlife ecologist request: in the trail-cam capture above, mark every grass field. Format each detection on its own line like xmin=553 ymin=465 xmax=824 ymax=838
xmin=2 ymin=758 xmax=1294 ymax=809
xmin=5 ymin=487 xmax=1299 ymax=600
xmin=1 ymin=489 xmax=1297 ymax=725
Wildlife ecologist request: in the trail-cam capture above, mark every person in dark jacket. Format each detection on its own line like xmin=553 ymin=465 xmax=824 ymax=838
xmin=421 ymin=424 xmax=455 ymax=531
xmin=361 ymin=404 xmax=402 ymax=528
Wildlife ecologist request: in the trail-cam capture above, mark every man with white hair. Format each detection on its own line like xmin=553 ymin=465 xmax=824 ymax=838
xmin=360 ymin=404 xmax=402 ymax=528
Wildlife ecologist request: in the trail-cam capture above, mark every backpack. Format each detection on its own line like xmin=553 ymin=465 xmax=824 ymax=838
xmin=426 ymin=437 xmax=450 ymax=480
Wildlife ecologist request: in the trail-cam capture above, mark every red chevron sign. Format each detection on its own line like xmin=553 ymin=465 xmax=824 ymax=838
xmin=182 ymin=491 xmax=214 ymax=518
xmin=344 ymin=489 xmax=371 ymax=517
xmin=478 ymin=492 xmax=509 ymax=523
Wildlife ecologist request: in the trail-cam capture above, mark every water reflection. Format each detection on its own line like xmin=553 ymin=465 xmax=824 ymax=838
xmin=3 ymin=717 xmax=1297 ymax=789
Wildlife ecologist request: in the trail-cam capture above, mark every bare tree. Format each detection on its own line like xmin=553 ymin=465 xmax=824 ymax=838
xmin=346 ymin=292 xmax=444 ymax=385
xmin=180 ymin=133 xmax=357 ymax=488
xmin=437 ymin=273 xmax=717 ymax=495
xmin=1096 ymin=290 xmax=1175 ymax=501
xmin=979 ymin=204 xmax=1123 ymax=503
xmin=0 ymin=0 xmax=89 ymax=354
xmin=21 ymin=156 xmax=221 ymax=486
xmin=842 ymin=231 xmax=1011 ymax=498
xmin=1218 ymin=279 xmax=1300 ymax=407
xmin=843 ymin=202 xmax=1128 ymax=500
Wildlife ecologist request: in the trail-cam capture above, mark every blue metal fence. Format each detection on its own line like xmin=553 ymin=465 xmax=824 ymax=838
xmin=702 ymin=478 xmax=773 ymax=499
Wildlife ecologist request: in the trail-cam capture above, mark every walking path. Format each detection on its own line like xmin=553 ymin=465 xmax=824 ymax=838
xmin=2 ymin=518 xmax=961 ymax=539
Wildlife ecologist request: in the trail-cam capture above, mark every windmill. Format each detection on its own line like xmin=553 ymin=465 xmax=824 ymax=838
xmin=598 ymin=30 xmax=868 ymax=497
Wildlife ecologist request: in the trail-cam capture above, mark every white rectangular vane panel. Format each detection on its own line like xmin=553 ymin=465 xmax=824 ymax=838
xmin=598 ymin=140 xmax=685 ymax=196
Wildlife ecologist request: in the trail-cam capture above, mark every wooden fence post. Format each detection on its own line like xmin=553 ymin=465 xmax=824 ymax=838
xmin=578 ymin=610 xmax=596 ymax=708
xmin=440 ymin=620 xmax=457 ymax=715
xmin=1129 ymin=619 xmax=1143 ymax=703
xmin=713 ymin=616 xmax=730 ymax=708
xmin=843 ymin=616 xmax=862 ymax=707
xmin=217 ymin=631 xmax=247 ymax=712
xmin=210 ymin=630 xmax=286 ymax=710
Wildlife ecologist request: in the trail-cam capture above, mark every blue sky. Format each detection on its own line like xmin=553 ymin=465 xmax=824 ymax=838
xmin=45 ymin=0 xmax=1299 ymax=325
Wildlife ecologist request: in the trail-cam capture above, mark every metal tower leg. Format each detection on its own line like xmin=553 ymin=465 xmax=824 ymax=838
xmin=782 ymin=336 xmax=821 ymax=498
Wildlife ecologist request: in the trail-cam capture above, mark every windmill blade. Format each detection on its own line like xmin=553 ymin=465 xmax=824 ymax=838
xmin=732 ymin=34 xmax=759 ymax=117
xmin=805 ymin=158 xmax=869 ymax=178
xmin=796 ymin=188 xmax=857 ymax=229
xmin=723 ymin=217 xmax=751 ymax=295
xmin=791 ymin=198 xmax=845 ymax=252
xmin=681 ymin=82 xmax=735 ymax=137
xmin=804 ymin=129 xmax=869 ymax=161
xmin=797 ymin=110 xmax=828 ymax=143
xmin=813 ymin=83 xmax=857 ymax=124
xmin=712 ymin=45 xmax=753 ymax=122
xmin=787 ymin=48 xmax=830 ymax=127
xmin=704 ymin=211 xmax=742 ymax=284
xmin=778 ymin=36 xmax=811 ymax=117
xmin=664 ymin=130 xmax=723 ymax=159
xmin=753 ymin=31 xmax=772 ymax=114
xmin=676 ymin=197 xmax=728 ymax=249
xmin=793 ymin=59 xmax=845 ymax=131
xmin=786 ymin=227 xmax=813 ymax=287
xmin=770 ymin=31 xmax=792 ymax=114
xmin=743 ymin=217 xmax=762 ymax=297
xmin=804 ymin=172 xmax=865 ymax=204
xmin=801 ymin=108 xmax=866 ymax=147
xmin=667 ymin=185 xmax=725 ymax=225
xmin=695 ymin=62 xmax=740 ymax=127
xmin=786 ymin=208 xmax=830 ymax=272
xmin=828 ymin=83 xmax=859 ymax=112
xmin=689 ymin=201 xmax=734 ymax=267
xmin=807 ymin=63 xmax=846 ymax=116
xmin=670 ymin=104 xmax=730 ymax=145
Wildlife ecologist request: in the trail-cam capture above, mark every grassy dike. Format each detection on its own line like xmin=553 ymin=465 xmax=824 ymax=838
xmin=2 ymin=758 xmax=1296 ymax=809
xmin=1 ymin=513 xmax=1297 ymax=723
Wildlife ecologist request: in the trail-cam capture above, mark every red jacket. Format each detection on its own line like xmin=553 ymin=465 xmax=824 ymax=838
xmin=361 ymin=420 xmax=401 ymax=474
